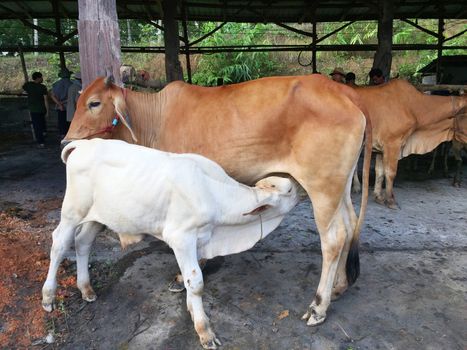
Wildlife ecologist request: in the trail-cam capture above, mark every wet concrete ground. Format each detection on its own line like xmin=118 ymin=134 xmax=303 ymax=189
xmin=1 ymin=132 xmax=466 ymax=350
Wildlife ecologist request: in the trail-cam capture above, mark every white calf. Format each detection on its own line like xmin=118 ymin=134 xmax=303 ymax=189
xmin=42 ymin=139 xmax=299 ymax=349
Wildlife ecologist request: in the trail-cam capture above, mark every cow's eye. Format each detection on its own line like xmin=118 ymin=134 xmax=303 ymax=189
xmin=89 ymin=101 xmax=101 ymax=108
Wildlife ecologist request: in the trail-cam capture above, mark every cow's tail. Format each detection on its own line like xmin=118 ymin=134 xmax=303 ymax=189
xmin=346 ymin=106 xmax=372 ymax=286
xmin=61 ymin=140 xmax=85 ymax=164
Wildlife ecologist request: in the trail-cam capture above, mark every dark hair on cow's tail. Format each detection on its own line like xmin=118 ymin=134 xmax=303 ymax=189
xmin=346 ymin=239 xmax=360 ymax=286
xmin=345 ymin=100 xmax=372 ymax=287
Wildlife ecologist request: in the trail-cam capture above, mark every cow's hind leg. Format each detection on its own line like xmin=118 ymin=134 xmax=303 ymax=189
xmin=171 ymin=234 xmax=220 ymax=349
xmin=331 ymin=194 xmax=358 ymax=300
xmin=298 ymin=178 xmax=352 ymax=326
xmin=75 ymin=222 xmax=102 ymax=302
xmin=42 ymin=220 xmax=76 ymax=312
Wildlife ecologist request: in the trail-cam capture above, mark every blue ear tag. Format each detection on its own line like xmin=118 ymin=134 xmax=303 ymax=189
xmin=112 ymin=118 xmax=118 ymax=126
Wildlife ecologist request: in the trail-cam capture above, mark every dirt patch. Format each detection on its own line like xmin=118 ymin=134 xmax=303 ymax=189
xmin=0 ymin=198 xmax=74 ymax=349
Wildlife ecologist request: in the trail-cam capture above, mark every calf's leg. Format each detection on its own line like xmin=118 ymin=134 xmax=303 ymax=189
xmin=75 ymin=222 xmax=102 ymax=302
xmin=169 ymin=258 xmax=207 ymax=293
xmin=171 ymin=235 xmax=220 ymax=349
xmin=42 ymin=221 xmax=76 ymax=312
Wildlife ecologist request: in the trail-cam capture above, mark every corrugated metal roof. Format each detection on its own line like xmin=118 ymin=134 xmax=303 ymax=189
xmin=0 ymin=0 xmax=465 ymax=22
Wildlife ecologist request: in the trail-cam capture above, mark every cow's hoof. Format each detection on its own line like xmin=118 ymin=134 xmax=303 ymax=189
xmin=168 ymin=275 xmax=185 ymax=293
xmin=42 ymin=300 xmax=54 ymax=312
xmin=374 ymin=195 xmax=385 ymax=206
xmin=385 ymin=200 xmax=400 ymax=210
xmin=202 ymin=337 xmax=221 ymax=349
xmin=452 ymin=181 xmax=461 ymax=188
xmin=352 ymin=185 xmax=361 ymax=194
xmin=302 ymin=306 xmax=326 ymax=326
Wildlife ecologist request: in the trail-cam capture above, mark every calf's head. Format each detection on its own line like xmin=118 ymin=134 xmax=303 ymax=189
xmin=63 ymin=76 xmax=137 ymax=146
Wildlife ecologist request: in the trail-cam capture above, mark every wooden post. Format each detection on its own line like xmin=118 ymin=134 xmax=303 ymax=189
xmin=372 ymin=0 xmax=393 ymax=80
xmin=436 ymin=18 xmax=445 ymax=83
xmin=78 ymin=0 xmax=122 ymax=88
xmin=311 ymin=20 xmax=317 ymax=73
xmin=53 ymin=0 xmax=66 ymax=69
xmin=162 ymin=0 xmax=184 ymax=82
xmin=181 ymin=2 xmax=192 ymax=83
xmin=18 ymin=46 xmax=29 ymax=82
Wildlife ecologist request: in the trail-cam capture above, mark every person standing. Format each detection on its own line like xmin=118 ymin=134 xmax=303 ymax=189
xmin=66 ymin=72 xmax=82 ymax=128
xmin=369 ymin=68 xmax=385 ymax=85
xmin=329 ymin=67 xmax=346 ymax=83
xmin=345 ymin=72 xmax=358 ymax=87
xmin=22 ymin=71 xmax=49 ymax=148
xmin=51 ymin=68 xmax=73 ymax=138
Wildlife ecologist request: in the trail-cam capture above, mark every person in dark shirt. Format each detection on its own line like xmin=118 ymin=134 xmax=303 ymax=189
xmin=51 ymin=68 xmax=73 ymax=138
xmin=369 ymin=68 xmax=385 ymax=85
xmin=22 ymin=72 xmax=49 ymax=148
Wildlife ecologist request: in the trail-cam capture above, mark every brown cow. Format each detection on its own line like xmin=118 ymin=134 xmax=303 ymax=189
xmin=60 ymin=74 xmax=372 ymax=334
xmin=352 ymin=80 xmax=467 ymax=208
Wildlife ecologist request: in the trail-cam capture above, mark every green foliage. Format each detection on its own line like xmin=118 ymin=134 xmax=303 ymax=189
xmin=192 ymin=23 xmax=281 ymax=86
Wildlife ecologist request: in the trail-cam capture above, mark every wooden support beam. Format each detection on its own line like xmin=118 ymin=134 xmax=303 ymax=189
xmin=78 ymin=0 xmax=123 ymax=88
xmin=181 ymin=2 xmax=192 ymax=83
xmin=444 ymin=28 xmax=467 ymax=42
xmin=18 ymin=46 xmax=29 ymax=82
xmin=52 ymin=0 xmax=66 ymax=69
xmin=316 ymin=21 xmax=355 ymax=44
xmin=311 ymin=20 xmax=317 ymax=73
xmin=162 ymin=0 xmax=183 ymax=82
xmin=19 ymin=18 xmax=57 ymax=37
xmin=189 ymin=22 xmax=227 ymax=46
xmin=436 ymin=17 xmax=445 ymax=83
xmin=372 ymin=0 xmax=393 ymax=81
xmin=401 ymin=18 xmax=438 ymax=38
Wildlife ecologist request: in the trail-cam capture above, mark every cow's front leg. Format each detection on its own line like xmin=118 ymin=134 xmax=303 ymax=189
xmin=382 ymin=147 xmax=400 ymax=209
xmin=373 ymin=153 xmax=385 ymax=205
xmin=169 ymin=258 xmax=207 ymax=293
xmin=42 ymin=221 xmax=76 ymax=311
xmin=171 ymin=235 xmax=220 ymax=349
xmin=75 ymin=222 xmax=102 ymax=302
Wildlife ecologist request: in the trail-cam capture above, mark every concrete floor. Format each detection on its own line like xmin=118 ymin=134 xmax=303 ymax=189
xmin=1 ymin=134 xmax=466 ymax=350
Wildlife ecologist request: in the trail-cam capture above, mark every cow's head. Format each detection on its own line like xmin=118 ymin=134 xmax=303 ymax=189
xmin=63 ymin=76 xmax=137 ymax=146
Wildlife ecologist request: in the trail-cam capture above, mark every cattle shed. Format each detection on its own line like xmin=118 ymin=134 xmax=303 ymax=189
xmin=0 ymin=0 xmax=466 ymax=85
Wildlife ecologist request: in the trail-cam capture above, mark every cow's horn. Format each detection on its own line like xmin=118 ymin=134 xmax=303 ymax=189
xmin=104 ymin=75 xmax=114 ymax=87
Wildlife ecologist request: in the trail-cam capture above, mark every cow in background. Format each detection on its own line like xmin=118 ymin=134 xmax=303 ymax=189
xmin=62 ymin=74 xmax=372 ymax=327
xmin=351 ymin=80 xmax=467 ymax=208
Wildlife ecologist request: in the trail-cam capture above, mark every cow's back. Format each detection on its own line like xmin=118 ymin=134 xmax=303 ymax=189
xmin=156 ymin=75 xmax=366 ymax=183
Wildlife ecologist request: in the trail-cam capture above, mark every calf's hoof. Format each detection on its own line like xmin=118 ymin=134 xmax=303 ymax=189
xmin=168 ymin=274 xmax=185 ymax=293
xmin=42 ymin=300 xmax=55 ymax=313
xmin=301 ymin=305 xmax=326 ymax=326
xmin=201 ymin=337 xmax=222 ymax=350
xmin=80 ymin=285 xmax=97 ymax=302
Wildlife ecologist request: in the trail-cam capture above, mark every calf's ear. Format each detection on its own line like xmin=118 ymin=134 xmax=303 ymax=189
xmin=242 ymin=204 xmax=271 ymax=216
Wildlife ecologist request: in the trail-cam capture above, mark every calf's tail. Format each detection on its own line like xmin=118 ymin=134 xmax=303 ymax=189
xmin=346 ymin=108 xmax=372 ymax=286
xmin=61 ymin=140 xmax=86 ymax=164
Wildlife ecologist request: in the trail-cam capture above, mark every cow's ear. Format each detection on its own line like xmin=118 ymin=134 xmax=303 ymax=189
xmin=242 ymin=204 xmax=271 ymax=216
xmin=104 ymin=75 xmax=114 ymax=87
xmin=113 ymin=92 xmax=138 ymax=142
